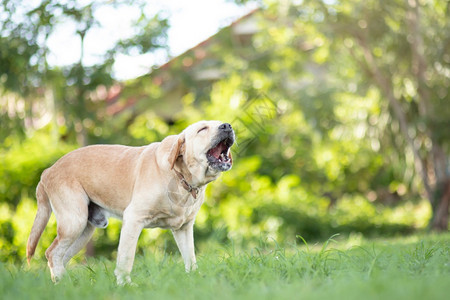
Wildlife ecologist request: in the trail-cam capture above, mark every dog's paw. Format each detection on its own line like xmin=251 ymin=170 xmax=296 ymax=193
xmin=185 ymin=263 xmax=198 ymax=273
xmin=117 ymin=280 xmax=138 ymax=287
xmin=116 ymin=274 xmax=137 ymax=287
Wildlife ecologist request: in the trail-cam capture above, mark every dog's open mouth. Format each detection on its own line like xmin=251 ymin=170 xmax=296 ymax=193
xmin=207 ymin=137 xmax=233 ymax=171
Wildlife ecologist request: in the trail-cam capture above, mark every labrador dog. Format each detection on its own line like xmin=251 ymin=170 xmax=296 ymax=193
xmin=26 ymin=120 xmax=235 ymax=285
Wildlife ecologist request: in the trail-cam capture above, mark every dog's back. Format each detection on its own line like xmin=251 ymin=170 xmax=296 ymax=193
xmin=42 ymin=144 xmax=147 ymax=212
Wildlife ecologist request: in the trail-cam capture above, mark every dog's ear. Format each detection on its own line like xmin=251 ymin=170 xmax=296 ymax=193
xmin=168 ymin=133 xmax=185 ymax=170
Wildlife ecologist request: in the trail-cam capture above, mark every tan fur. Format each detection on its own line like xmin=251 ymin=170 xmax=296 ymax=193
xmin=26 ymin=120 xmax=234 ymax=285
xmin=26 ymin=182 xmax=51 ymax=265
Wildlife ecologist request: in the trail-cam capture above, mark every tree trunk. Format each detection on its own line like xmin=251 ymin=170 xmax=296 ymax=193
xmin=431 ymin=179 xmax=450 ymax=231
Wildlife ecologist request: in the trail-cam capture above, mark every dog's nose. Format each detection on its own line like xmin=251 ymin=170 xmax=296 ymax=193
xmin=219 ymin=123 xmax=233 ymax=132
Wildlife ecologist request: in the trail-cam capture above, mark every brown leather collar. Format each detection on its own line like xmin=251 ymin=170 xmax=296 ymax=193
xmin=174 ymin=170 xmax=199 ymax=199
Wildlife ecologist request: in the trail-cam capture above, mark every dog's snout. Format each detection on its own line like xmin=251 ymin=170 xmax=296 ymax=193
xmin=219 ymin=123 xmax=233 ymax=132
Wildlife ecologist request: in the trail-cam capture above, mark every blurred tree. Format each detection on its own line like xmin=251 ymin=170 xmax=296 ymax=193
xmin=298 ymin=0 xmax=449 ymax=229
xmin=227 ymin=0 xmax=450 ymax=229
xmin=0 ymin=0 xmax=168 ymax=145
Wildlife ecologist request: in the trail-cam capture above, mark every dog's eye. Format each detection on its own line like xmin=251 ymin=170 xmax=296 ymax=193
xmin=197 ymin=127 xmax=208 ymax=134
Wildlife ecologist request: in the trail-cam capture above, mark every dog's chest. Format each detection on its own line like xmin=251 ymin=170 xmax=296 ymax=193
xmin=143 ymin=193 xmax=203 ymax=230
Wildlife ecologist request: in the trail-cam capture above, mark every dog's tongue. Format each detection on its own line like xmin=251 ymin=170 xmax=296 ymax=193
xmin=209 ymin=141 xmax=227 ymax=159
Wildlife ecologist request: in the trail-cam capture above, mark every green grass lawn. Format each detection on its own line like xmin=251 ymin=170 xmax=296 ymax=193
xmin=1 ymin=233 xmax=449 ymax=300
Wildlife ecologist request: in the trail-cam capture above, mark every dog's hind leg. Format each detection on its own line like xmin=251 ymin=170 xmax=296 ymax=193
xmin=45 ymin=209 xmax=88 ymax=283
xmin=46 ymin=215 xmax=87 ymax=282
xmin=63 ymin=222 xmax=96 ymax=266
xmin=61 ymin=202 xmax=109 ymax=265
xmin=45 ymin=186 xmax=89 ymax=283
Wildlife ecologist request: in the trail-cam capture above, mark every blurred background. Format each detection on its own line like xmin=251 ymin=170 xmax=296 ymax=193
xmin=1 ymin=0 xmax=449 ymax=263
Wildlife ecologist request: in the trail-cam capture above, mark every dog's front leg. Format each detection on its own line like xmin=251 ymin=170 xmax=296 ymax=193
xmin=114 ymin=215 xmax=144 ymax=286
xmin=172 ymin=220 xmax=197 ymax=272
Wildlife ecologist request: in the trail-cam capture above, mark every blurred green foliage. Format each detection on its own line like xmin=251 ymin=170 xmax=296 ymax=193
xmin=0 ymin=129 xmax=76 ymax=207
xmin=1 ymin=0 xmax=448 ymax=263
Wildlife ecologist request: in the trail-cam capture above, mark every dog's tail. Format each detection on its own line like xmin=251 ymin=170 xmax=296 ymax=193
xmin=27 ymin=181 xmax=52 ymax=265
